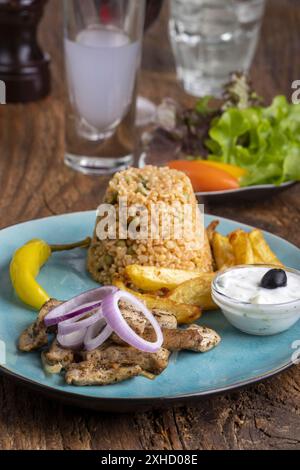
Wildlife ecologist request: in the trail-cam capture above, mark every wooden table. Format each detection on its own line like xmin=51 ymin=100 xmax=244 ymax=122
xmin=0 ymin=0 xmax=299 ymax=450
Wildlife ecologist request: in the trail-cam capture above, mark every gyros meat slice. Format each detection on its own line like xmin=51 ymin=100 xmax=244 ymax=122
xmin=80 ymin=345 xmax=170 ymax=374
xmin=18 ymin=299 xmax=61 ymax=352
xmin=65 ymin=362 xmax=142 ymax=386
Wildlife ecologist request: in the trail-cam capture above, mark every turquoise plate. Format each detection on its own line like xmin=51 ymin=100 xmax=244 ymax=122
xmin=0 ymin=211 xmax=299 ymax=412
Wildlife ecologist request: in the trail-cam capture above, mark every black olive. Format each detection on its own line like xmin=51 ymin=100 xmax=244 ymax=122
xmin=260 ymin=269 xmax=287 ymax=289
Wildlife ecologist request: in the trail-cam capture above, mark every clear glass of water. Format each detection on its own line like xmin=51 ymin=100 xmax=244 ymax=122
xmin=64 ymin=0 xmax=145 ymax=175
xmin=169 ymin=0 xmax=266 ymax=97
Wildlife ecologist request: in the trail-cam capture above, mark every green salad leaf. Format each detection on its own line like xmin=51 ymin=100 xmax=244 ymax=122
xmin=206 ymin=96 xmax=300 ymax=186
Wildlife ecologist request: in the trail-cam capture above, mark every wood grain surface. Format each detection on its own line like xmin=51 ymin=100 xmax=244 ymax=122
xmin=0 ymin=0 xmax=299 ymax=450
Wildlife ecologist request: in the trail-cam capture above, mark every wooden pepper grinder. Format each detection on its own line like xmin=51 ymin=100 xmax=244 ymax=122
xmin=0 ymin=0 xmax=51 ymax=103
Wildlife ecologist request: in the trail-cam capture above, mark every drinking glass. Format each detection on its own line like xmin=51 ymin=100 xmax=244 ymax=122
xmin=135 ymin=0 xmax=164 ymax=127
xmin=64 ymin=0 xmax=145 ymax=175
xmin=169 ymin=0 xmax=266 ymax=97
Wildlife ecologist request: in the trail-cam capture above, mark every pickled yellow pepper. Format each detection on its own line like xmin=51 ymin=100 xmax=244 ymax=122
xmin=10 ymin=237 xmax=91 ymax=310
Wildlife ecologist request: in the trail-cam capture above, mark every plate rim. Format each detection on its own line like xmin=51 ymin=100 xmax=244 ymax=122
xmin=0 ymin=358 xmax=295 ymax=408
xmin=0 ymin=210 xmax=299 ymax=406
xmin=195 ymin=180 xmax=296 ymax=197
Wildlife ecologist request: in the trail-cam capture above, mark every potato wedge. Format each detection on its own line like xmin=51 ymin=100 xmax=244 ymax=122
xmin=251 ymin=246 xmax=265 ymax=264
xmin=125 ymin=265 xmax=206 ymax=292
xmin=167 ymin=273 xmax=217 ymax=310
xmin=229 ymin=229 xmax=254 ymax=265
xmin=212 ymin=232 xmax=235 ymax=270
xmin=249 ymin=229 xmax=284 ymax=267
xmin=113 ymin=278 xmax=202 ymax=324
xmin=206 ymin=220 xmax=220 ymax=244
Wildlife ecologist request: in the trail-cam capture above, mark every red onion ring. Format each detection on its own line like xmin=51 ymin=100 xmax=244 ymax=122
xmin=57 ymin=328 xmax=87 ymax=350
xmin=44 ymin=286 xmax=117 ymax=327
xmin=47 ymin=287 xmax=163 ymax=354
xmin=58 ymin=305 xmax=103 ymax=335
xmin=84 ymin=318 xmax=113 ymax=351
xmin=101 ymin=291 xmax=163 ymax=353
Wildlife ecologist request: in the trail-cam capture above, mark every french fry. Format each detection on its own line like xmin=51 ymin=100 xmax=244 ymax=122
xmin=167 ymin=273 xmax=217 ymax=310
xmin=113 ymin=278 xmax=202 ymax=324
xmin=249 ymin=229 xmax=284 ymax=266
xmin=125 ymin=265 xmax=206 ymax=292
xmin=229 ymin=229 xmax=254 ymax=265
xmin=251 ymin=245 xmax=265 ymax=264
xmin=206 ymin=220 xmax=220 ymax=244
xmin=212 ymin=232 xmax=235 ymax=270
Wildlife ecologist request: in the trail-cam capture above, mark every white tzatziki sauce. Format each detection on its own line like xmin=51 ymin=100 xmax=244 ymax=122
xmin=216 ymin=267 xmax=300 ymax=305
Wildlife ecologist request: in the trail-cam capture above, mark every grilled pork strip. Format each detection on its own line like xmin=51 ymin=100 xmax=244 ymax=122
xmin=152 ymin=309 xmax=178 ymax=329
xmin=18 ymin=299 xmax=61 ymax=352
xmin=118 ymin=300 xmax=148 ymax=335
xmin=80 ymin=345 xmax=170 ymax=374
xmin=143 ymin=324 xmax=221 ymax=352
xmin=42 ymin=338 xmax=75 ymax=373
xmin=65 ymin=362 xmax=142 ymax=386
xmin=111 ymin=308 xmax=178 ymax=345
xmin=40 ymin=302 xmax=168 ymax=373
xmin=19 ymin=295 xmax=221 ymax=387
xmin=39 ymin=301 xmax=152 ymax=373
xmin=187 ymin=325 xmax=221 ymax=352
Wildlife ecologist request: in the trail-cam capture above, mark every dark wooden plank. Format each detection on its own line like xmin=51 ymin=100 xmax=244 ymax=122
xmin=0 ymin=0 xmax=299 ymax=450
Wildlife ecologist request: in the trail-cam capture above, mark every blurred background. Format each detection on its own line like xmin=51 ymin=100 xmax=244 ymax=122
xmin=40 ymin=0 xmax=296 ymax=106
xmin=0 ymin=0 xmax=299 ymax=231
xmin=0 ymin=1 xmax=300 ymax=452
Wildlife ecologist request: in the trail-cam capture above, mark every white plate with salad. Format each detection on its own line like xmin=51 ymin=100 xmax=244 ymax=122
xmin=140 ymin=74 xmax=299 ymax=202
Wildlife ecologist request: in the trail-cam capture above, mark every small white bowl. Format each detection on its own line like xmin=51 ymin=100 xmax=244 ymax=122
xmin=212 ymin=265 xmax=300 ymax=336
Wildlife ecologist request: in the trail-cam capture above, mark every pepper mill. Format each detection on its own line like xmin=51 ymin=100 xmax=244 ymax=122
xmin=0 ymin=0 xmax=51 ymax=103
